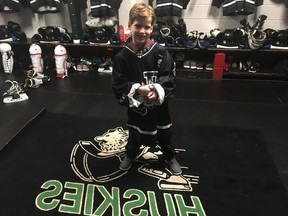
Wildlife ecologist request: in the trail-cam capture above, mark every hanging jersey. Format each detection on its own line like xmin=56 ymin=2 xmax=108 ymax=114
xmin=153 ymin=0 xmax=189 ymax=17
xmin=0 ymin=0 xmax=22 ymax=12
xmin=212 ymin=0 xmax=263 ymax=16
xmin=90 ymin=0 xmax=122 ymax=17
xmin=29 ymin=0 xmax=62 ymax=13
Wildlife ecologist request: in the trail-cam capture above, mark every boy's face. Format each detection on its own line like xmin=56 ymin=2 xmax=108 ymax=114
xmin=128 ymin=16 xmax=153 ymax=47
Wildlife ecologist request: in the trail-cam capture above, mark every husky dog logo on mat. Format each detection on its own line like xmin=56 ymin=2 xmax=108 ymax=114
xmin=70 ymin=127 xmax=199 ymax=191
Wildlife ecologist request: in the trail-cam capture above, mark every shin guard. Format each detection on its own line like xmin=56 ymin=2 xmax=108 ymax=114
xmin=29 ymin=43 xmax=43 ymax=75
xmin=0 ymin=43 xmax=14 ymax=74
xmin=54 ymin=44 xmax=68 ymax=78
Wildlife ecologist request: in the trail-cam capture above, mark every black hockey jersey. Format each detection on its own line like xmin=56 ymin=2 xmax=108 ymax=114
xmin=0 ymin=0 xmax=27 ymax=12
xmin=112 ymin=41 xmax=176 ymax=132
xmin=89 ymin=0 xmax=122 ymax=17
xmin=112 ymin=42 xmax=176 ymax=104
xmin=28 ymin=0 xmax=87 ymax=14
xmin=153 ymin=0 xmax=190 ymax=17
xmin=29 ymin=0 xmax=62 ymax=13
xmin=212 ymin=0 xmax=263 ymax=16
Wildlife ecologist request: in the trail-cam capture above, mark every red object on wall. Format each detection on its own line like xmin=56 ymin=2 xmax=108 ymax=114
xmin=119 ymin=25 xmax=125 ymax=42
xmin=213 ymin=52 xmax=226 ymax=79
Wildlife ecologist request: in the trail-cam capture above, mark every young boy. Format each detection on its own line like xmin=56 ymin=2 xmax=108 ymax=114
xmin=111 ymin=3 xmax=182 ymax=175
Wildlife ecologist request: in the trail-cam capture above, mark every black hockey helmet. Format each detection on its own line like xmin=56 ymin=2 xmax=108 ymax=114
xmin=45 ymin=26 xmax=61 ymax=40
xmin=60 ymin=33 xmax=73 ymax=43
xmin=80 ymin=33 xmax=91 ymax=44
xmin=7 ymin=21 xmax=21 ymax=32
xmin=0 ymin=25 xmax=11 ymax=40
xmin=272 ymin=29 xmax=288 ymax=46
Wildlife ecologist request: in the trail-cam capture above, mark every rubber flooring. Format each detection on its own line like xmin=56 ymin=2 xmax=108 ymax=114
xmin=1 ymin=70 xmax=288 ymax=193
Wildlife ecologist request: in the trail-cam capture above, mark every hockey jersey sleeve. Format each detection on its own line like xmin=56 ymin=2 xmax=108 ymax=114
xmin=156 ymin=45 xmax=176 ymax=99
xmin=111 ymin=55 xmax=134 ymax=105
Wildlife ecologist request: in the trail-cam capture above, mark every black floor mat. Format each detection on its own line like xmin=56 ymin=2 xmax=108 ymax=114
xmin=0 ymin=110 xmax=287 ymax=216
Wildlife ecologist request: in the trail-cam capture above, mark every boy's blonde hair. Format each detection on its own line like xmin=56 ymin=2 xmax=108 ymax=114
xmin=129 ymin=3 xmax=156 ymax=25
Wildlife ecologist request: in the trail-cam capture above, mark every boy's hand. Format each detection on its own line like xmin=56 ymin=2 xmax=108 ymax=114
xmin=137 ymin=85 xmax=151 ymax=96
xmin=147 ymin=90 xmax=158 ymax=101
xmin=137 ymin=85 xmax=158 ymax=101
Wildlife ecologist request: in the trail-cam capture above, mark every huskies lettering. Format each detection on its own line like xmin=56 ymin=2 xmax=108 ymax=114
xmin=35 ymin=180 xmax=206 ymax=215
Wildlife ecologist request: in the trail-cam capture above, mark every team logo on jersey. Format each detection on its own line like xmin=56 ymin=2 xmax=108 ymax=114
xmin=143 ymin=70 xmax=158 ymax=85
xmin=132 ymin=70 xmax=159 ymax=115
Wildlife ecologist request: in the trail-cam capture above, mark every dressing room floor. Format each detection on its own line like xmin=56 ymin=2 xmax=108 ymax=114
xmin=1 ymin=70 xmax=288 ymax=193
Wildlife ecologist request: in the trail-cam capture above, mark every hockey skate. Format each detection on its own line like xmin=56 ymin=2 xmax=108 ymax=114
xmin=25 ymin=69 xmax=47 ymax=79
xmin=98 ymin=58 xmax=113 ymax=73
xmin=2 ymin=80 xmax=28 ymax=103
xmin=24 ymin=76 xmax=51 ymax=88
